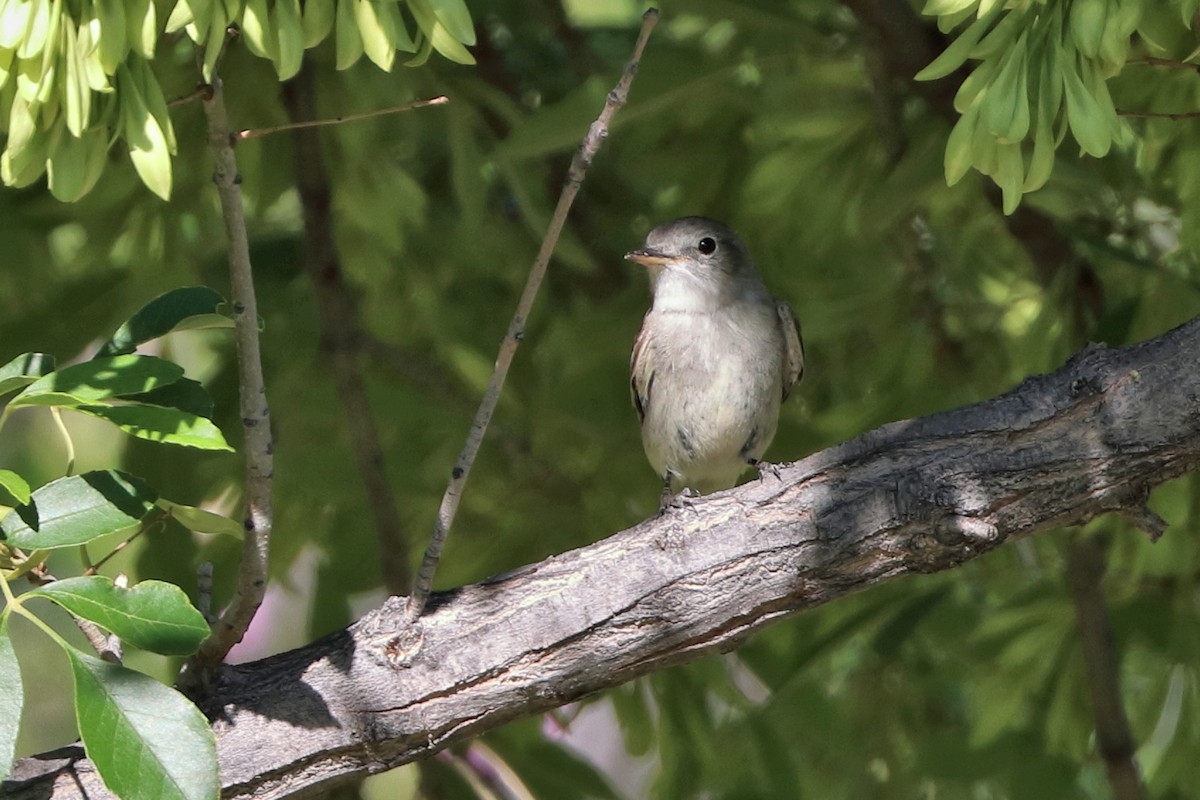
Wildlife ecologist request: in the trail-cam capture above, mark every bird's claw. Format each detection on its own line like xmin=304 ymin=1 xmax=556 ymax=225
xmin=658 ymin=486 xmax=700 ymax=515
xmin=750 ymin=458 xmax=782 ymax=483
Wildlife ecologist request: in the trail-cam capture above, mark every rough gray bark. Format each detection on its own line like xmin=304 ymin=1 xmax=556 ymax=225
xmin=6 ymin=316 xmax=1200 ymax=800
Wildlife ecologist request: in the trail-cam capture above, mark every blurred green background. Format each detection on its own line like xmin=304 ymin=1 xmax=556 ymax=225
xmin=4 ymin=0 xmax=1200 ymax=797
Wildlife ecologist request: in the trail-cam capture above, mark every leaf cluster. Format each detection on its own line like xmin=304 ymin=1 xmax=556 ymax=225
xmin=0 ymin=0 xmax=476 ymax=201
xmin=0 ymin=288 xmax=244 ymax=797
xmin=919 ymin=0 xmax=1146 ymax=212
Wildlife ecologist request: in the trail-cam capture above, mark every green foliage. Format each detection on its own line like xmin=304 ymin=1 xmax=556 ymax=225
xmin=156 ymin=498 xmax=243 ymax=538
xmin=0 ymin=0 xmax=477 ymax=202
xmin=0 ymin=353 xmax=56 ymax=396
xmin=12 ymin=356 xmax=186 ymax=407
xmin=0 ymin=287 xmax=240 ymax=793
xmin=98 ymin=287 xmax=232 ymax=358
xmin=27 ymin=576 xmax=210 ymax=655
xmin=919 ymin=0 xmax=1147 ymax=212
xmin=0 ymin=614 xmax=21 ymax=783
xmin=69 ymin=650 xmax=217 ymax=800
xmin=0 ymin=568 xmax=217 ymax=798
xmin=0 ymin=469 xmax=30 ymax=506
xmin=0 ymin=470 xmax=158 ymax=549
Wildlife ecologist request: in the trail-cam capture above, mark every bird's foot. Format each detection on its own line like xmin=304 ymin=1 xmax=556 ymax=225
xmin=658 ymin=486 xmax=700 ymax=516
xmin=749 ymin=458 xmax=782 ymax=483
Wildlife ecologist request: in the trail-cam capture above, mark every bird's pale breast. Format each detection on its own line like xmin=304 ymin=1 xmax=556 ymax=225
xmin=639 ymin=301 xmax=785 ymax=493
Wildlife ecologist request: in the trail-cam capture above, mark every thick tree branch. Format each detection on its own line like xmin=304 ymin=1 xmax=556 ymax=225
xmin=7 ymin=316 xmax=1200 ymax=800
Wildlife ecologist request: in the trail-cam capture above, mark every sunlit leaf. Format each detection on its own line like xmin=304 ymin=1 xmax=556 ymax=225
xmin=0 ymin=615 xmax=22 ymax=783
xmin=75 ymin=403 xmax=233 ymax=451
xmin=124 ymin=378 xmax=215 ymax=419
xmin=427 ymin=0 xmax=475 ymax=45
xmin=69 ymin=650 xmax=218 ymax=800
xmin=28 ymin=576 xmax=209 ymax=655
xmin=0 ymin=353 xmax=55 ymax=396
xmin=0 ymin=470 xmax=31 ymax=506
xmin=157 ymin=498 xmax=242 ymax=538
xmin=0 ymin=471 xmax=158 ymax=549
xmin=97 ymin=287 xmax=228 ymax=357
xmin=11 ymin=355 xmax=184 ymax=407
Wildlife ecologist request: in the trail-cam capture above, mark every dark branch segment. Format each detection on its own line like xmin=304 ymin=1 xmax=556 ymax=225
xmin=6 ymin=317 xmax=1200 ymax=800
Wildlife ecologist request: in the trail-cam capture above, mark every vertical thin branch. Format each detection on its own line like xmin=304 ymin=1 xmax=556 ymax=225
xmin=1067 ymin=535 xmax=1148 ymax=800
xmin=405 ymin=8 xmax=661 ymax=621
xmin=190 ymin=77 xmax=275 ymax=671
xmin=280 ymin=63 xmax=413 ymax=595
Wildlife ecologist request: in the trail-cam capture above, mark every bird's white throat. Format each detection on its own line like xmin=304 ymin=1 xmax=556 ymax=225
xmin=651 ymin=267 xmax=766 ymax=314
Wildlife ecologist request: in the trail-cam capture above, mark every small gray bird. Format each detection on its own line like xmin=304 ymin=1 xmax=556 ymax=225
xmin=627 ymin=217 xmax=805 ymax=508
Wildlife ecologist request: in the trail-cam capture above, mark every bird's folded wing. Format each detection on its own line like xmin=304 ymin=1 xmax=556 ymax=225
xmin=777 ymin=300 xmax=805 ymax=400
xmin=630 ymin=319 xmax=655 ymax=424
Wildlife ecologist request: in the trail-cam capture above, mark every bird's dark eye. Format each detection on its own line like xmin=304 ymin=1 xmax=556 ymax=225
xmin=697 ymin=237 xmax=717 ymax=255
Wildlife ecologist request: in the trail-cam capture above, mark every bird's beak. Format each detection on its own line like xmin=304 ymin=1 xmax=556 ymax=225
xmin=625 ymin=248 xmax=676 ymax=269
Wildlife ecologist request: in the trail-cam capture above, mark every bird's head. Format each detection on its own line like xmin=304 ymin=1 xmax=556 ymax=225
xmin=625 ymin=217 xmax=763 ymax=310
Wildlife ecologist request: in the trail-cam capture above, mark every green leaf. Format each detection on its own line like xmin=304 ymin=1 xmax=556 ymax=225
xmin=302 ymin=0 xmax=335 ymax=47
xmin=5 ymin=392 xmax=102 ymax=408
xmin=0 ymin=615 xmax=22 ymax=783
xmin=239 ymin=0 xmax=277 ymax=59
xmin=353 ymin=0 xmax=396 ymax=70
xmin=97 ymin=287 xmax=228 ymax=358
xmin=915 ymin=0 xmax=1005 ymax=81
xmin=75 ymin=404 xmax=233 ymax=451
xmin=125 ymin=378 xmax=215 ymax=419
xmin=610 ymin=682 xmax=654 ymax=756
xmin=429 ymin=20 xmax=474 ymax=64
xmin=409 ymin=0 xmax=472 ymax=64
xmin=1061 ymin=54 xmax=1111 ymax=157
xmin=0 ymin=470 xmax=31 ymax=506
xmin=0 ymin=471 xmax=158 ymax=550
xmin=335 ymin=0 xmax=364 ymax=69
xmin=28 ymin=576 xmax=209 ymax=656
xmin=944 ymin=99 xmax=981 ymax=185
xmin=273 ymin=0 xmax=304 ymax=79
xmin=157 ymin=498 xmax=242 ymax=538
xmin=981 ymin=32 xmax=1029 ymax=143
xmin=117 ymin=63 xmax=173 ymax=200
xmin=427 ymin=0 xmax=475 ymax=45
xmin=69 ymin=650 xmax=218 ymax=800
xmin=0 ymin=352 xmax=55 ymax=396
xmin=11 ymin=355 xmax=184 ymax=408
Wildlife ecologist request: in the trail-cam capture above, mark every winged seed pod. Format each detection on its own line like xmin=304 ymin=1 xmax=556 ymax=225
xmin=981 ymin=31 xmax=1030 ymax=143
xmin=1069 ymin=0 xmax=1109 ymax=59
xmin=302 ymin=0 xmax=336 ymax=48
xmin=240 ymin=0 xmax=279 ymax=61
xmin=93 ymin=0 xmax=130 ymax=73
xmin=1061 ymin=53 xmax=1112 ymax=158
xmin=918 ymin=0 xmax=1139 ymax=212
xmin=274 ymin=0 xmax=305 ymax=79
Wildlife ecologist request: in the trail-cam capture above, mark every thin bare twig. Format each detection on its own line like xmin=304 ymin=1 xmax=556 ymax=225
xmin=73 ymin=617 xmax=123 ymax=664
xmin=1117 ymin=109 xmax=1200 ymax=120
xmin=281 ymin=62 xmax=411 ymax=595
xmin=235 ymin=96 xmax=448 ymax=141
xmin=168 ymin=84 xmax=215 ymax=107
xmin=1126 ymin=56 xmax=1200 ymax=71
xmin=404 ymin=8 xmax=662 ymax=621
xmin=187 ymin=76 xmax=275 ymax=675
xmin=1067 ymin=535 xmax=1148 ymax=800
xmin=82 ymin=522 xmax=153 ymax=576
